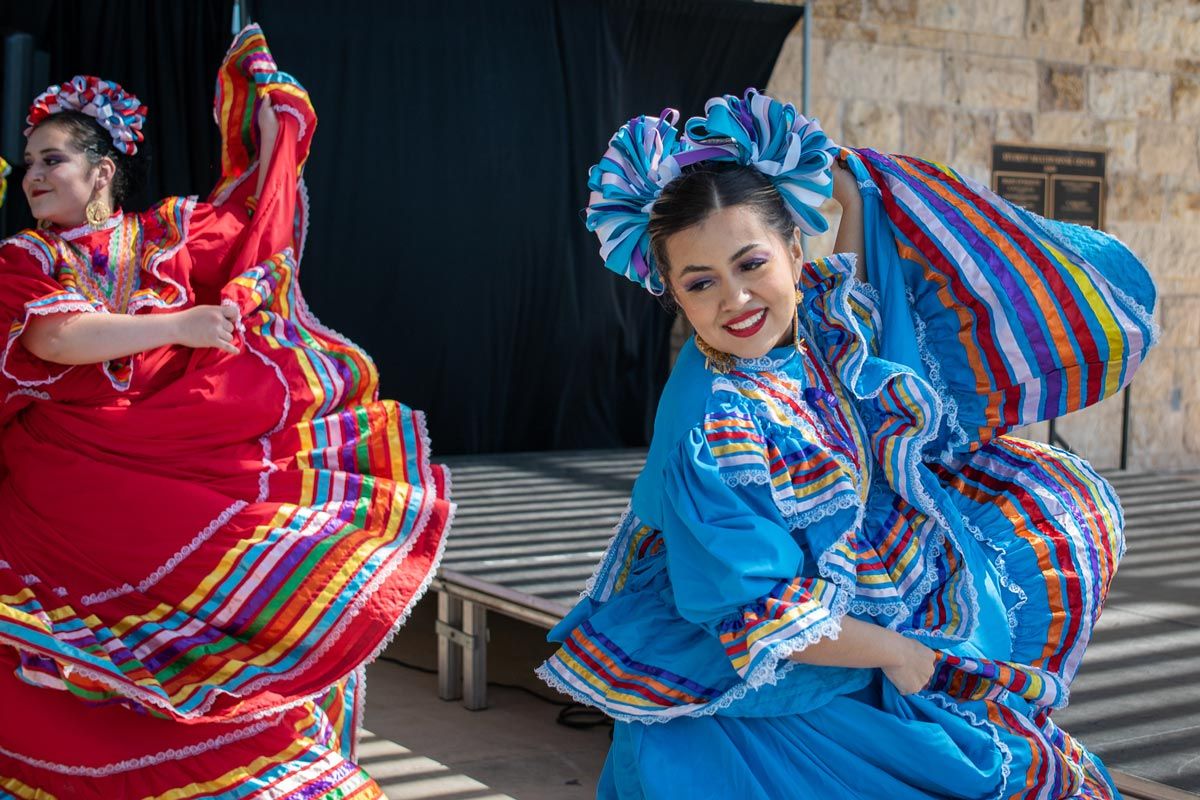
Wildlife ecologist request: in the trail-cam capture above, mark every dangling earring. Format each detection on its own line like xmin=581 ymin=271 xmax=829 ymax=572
xmin=695 ymin=335 xmax=736 ymax=373
xmin=86 ymin=198 xmax=112 ymax=229
xmin=793 ymin=289 xmax=807 ymax=356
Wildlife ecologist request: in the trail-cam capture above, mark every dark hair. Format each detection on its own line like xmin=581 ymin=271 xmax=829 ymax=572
xmin=648 ymin=162 xmax=794 ymax=293
xmin=34 ymin=110 xmax=150 ymax=207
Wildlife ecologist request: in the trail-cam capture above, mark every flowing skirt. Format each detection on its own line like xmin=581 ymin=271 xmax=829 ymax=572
xmin=0 ymin=253 xmax=452 ymax=799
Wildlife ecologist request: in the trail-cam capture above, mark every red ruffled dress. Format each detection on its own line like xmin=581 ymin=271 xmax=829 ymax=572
xmin=0 ymin=26 xmax=450 ymax=800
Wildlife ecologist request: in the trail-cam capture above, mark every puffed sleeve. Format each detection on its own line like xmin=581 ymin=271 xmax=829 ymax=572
xmin=661 ymin=417 xmax=853 ymax=682
xmin=0 ymin=236 xmax=101 ymax=391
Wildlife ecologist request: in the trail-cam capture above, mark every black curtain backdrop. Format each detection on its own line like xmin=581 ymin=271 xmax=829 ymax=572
xmin=253 ymin=0 xmax=801 ymax=453
xmin=1 ymin=0 xmax=801 ymax=455
xmin=0 ymin=1 xmax=237 ymax=228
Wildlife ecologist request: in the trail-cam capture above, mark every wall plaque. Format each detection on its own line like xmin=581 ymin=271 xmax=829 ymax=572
xmin=991 ymin=143 xmax=1106 ymax=229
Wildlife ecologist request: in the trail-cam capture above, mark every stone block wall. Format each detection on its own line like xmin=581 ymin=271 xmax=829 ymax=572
xmin=762 ymin=0 xmax=1200 ymax=470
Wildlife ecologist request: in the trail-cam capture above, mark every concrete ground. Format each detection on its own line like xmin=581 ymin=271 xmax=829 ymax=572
xmin=363 ymin=603 xmax=609 ymax=800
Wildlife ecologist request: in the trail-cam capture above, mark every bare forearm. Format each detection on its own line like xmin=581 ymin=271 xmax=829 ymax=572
xmin=254 ymin=109 xmax=279 ymax=199
xmin=21 ymin=303 xmax=240 ymax=365
xmin=22 ymin=312 xmax=180 ymax=365
xmin=789 ymin=615 xmax=906 ymax=669
xmin=790 ymin=615 xmax=936 ymax=694
xmin=832 ymin=164 xmax=867 ymax=281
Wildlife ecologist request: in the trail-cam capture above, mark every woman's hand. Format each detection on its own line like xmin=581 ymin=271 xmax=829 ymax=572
xmin=831 ymin=158 xmax=862 ymax=210
xmin=171 ymin=304 xmax=241 ymax=354
xmin=881 ymin=636 xmax=937 ymax=695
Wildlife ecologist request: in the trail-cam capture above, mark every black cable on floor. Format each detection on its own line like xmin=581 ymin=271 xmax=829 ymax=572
xmin=377 ymin=654 xmax=437 ymax=675
xmin=556 ymin=703 xmax=613 ymax=732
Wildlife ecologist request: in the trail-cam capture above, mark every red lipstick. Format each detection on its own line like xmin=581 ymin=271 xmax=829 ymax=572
xmin=723 ymin=308 xmax=768 ymax=338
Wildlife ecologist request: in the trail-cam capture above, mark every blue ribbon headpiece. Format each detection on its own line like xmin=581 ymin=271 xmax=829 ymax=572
xmin=584 ymin=89 xmax=836 ymax=294
xmin=585 ymin=110 xmax=685 ymax=296
xmin=683 ymin=88 xmax=834 ymax=237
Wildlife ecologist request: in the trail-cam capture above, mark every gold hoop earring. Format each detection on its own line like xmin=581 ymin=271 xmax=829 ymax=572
xmin=793 ymin=290 xmax=807 ymax=357
xmin=695 ymin=335 xmax=736 ymax=373
xmin=86 ymin=198 xmax=112 ymax=229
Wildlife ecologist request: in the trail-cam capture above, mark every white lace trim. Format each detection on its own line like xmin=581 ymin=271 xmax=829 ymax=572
xmin=798 ymin=257 xmax=982 ymax=634
xmin=922 ymin=691 xmax=1014 ymax=800
xmin=578 ymin=504 xmax=636 ymax=601
xmin=209 ymin=161 xmax=257 ymax=207
xmin=906 ymin=287 xmax=969 ymax=460
xmin=351 ymin=663 xmax=367 ymax=761
xmin=1 ymin=236 xmax=53 ymax=275
xmin=0 ymin=716 xmax=280 ymax=776
xmin=720 ymin=469 xmax=772 ymax=487
xmin=2 ymin=477 xmax=451 ymax=722
xmin=297 ymin=177 xmax=312 ymax=266
xmin=783 ymin=488 xmax=862 ymax=534
xmin=732 ymin=349 xmax=799 ymax=372
xmin=237 ymin=297 xmax=291 ymax=501
xmin=1107 ymin=282 xmax=1162 ymax=349
xmin=537 ymin=615 xmax=848 ymax=726
xmin=198 ymin=414 xmax=453 ymax=714
xmin=1 ymin=297 xmax=100 ymax=388
xmin=851 ymin=277 xmax=881 ymax=305
xmin=4 ymin=388 xmax=50 ymax=403
xmin=125 ymin=197 xmax=195 ymax=316
xmin=57 ymin=212 xmax=121 ymax=241
xmin=79 ymin=501 xmax=249 ymax=606
xmin=58 ymin=212 xmax=123 ymax=241
xmin=272 ymin=103 xmax=309 ymax=142
xmin=961 ymin=513 xmax=1026 ymax=632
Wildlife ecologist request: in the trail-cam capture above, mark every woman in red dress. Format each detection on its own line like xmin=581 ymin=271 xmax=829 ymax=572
xmin=0 ymin=26 xmax=451 ymax=799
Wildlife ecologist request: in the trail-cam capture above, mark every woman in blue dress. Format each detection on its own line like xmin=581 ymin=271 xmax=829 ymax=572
xmin=539 ymin=90 xmax=1158 ymax=799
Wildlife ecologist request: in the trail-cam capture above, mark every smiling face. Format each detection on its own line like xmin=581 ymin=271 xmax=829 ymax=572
xmin=662 ymin=204 xmax=802 ymax=361
xmin=22 ymin=122 xmax=114 ymax=228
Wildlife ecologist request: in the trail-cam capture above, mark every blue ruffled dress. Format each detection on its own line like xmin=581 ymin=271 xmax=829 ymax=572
xmin=539 ymin=150 xmax=1157 ymax=799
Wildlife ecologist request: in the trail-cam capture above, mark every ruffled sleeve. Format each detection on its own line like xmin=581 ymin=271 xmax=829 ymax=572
xmin=0 ymin=235 xmax=100 ymax=391
xmin=537 ymin=414 xmax=871 ymax=723
xmin=661 ymin=414 xmax=853 ymax=683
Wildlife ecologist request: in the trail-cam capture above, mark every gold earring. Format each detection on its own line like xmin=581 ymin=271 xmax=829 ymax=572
xmin=86 ymin=198 xmax=111 ymax=229
xmin=793 ymin=290 xmax=807 ymax=357
xmin=695 ymin=335 xmax=736 ymax=373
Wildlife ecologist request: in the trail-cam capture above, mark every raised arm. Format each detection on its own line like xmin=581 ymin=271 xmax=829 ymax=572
xmin=832 ymin=158 xmax=866 ymax=281
xmin=22 ymin=304 xmax=240 ymax=365
xmin=253 ymin=101 xmax=279 ymax=201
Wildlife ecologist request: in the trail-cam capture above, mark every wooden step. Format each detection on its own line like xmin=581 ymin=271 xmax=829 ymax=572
xmin=1114 ymin=770 xmax=1199 ymax=800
